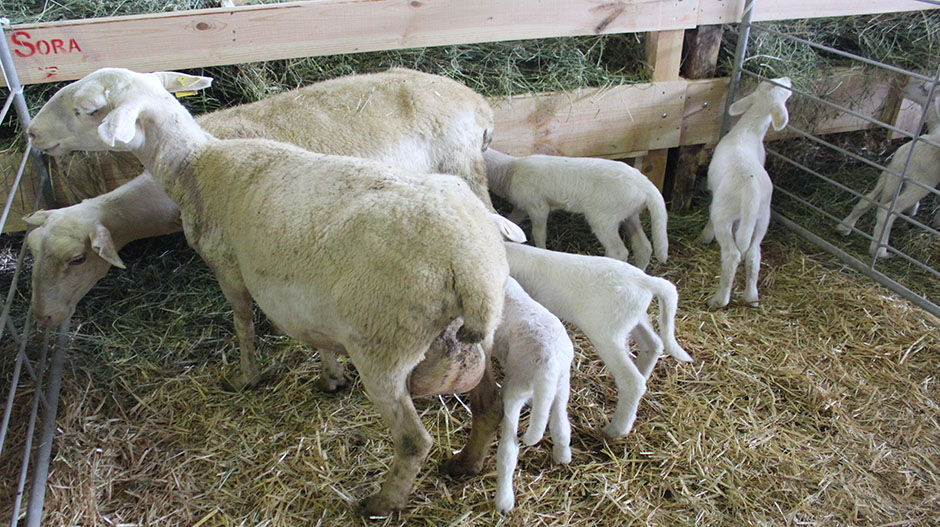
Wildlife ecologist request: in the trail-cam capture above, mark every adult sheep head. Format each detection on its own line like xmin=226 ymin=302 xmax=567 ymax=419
xmin=24 ymin=208 xmax=124 ymax=326
xmin=28 ymin=68 xmax=212 ymax=157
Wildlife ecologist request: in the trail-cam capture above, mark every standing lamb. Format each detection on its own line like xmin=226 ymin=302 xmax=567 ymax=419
xmin=836 ymin=77 xmax=940 ymax=255
xmin=701 ymin=77 xmax=792 ymax=308
xmin=25 ymin=68 xmax=496 ymax=391
xmin=492 ymin=277 xmax=573 ymax=513
xmin=28 ymin=68 xmax=508 ymax=515
xmin=484 ymin=149 xmax=668 ymax=270
xmin=503 ymin=242 xmax=691 ymax=439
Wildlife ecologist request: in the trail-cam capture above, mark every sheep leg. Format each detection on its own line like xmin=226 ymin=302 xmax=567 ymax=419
xmin=528 ymin=205 xmax=551 ymax=249
xmin=742 ymin=213 xmax=770 ymax=307
xmin=700 ymin=220 xmax=715 ymax=244
xmin=836 ymin=183 xmax=885 ymax=236
xmin=440 ymin=355 xmax=502 ymax=477
xmin=870 ymin=184 xmax=930 ymax=258
xmin=315 ymin=348 xmax=348 ymax=392
xmin=586 ymin=212 xmax=631 ymax=263
xmin=549 ymin=370 xmax=572 ymax=465
xmin=631 ymin=316 xmax=663 ymax=380
xmin=708 ymin=222 xmax=740 ymax=309
xmin=495 ymin=390 xmax=526 ymax=513
xmin=593 ymin=335 xmax=647 ymax=438
xmin=216 ymin=277 xmax=262 ymax=391
xmin=623 ymin=215 xmax=653 ymax=271
xmin=354 ymin=360 xmax=432 ymax=516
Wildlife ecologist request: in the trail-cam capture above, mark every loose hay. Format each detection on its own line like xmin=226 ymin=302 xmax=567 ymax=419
xmin=1 ymin=203 xmax=937 ymax=526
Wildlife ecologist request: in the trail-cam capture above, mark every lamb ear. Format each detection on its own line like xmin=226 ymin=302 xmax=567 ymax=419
xmin=728 ymin=93 xmax=754 ymax=116
xmin=98 ymin=103 xmax=142 ymax=147
xmin=23 ymin=209 xmax=52 ymax=226
xmin=90 ymin=224 xmax=125 ymax=269
xmin=149 ymin=71 xmax=213 ymax=93
xmin=489 ymin=214 xmax=527 ymax=243
xmin=770 ymin=102 xmax=790 ymax=131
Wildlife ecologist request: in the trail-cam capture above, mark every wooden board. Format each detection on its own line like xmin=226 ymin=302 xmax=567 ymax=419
xmin=2 ymin=0 xmax=698 ymax=87
xmin=697 ymin=0 xmax=937 ymax=25
xmin=489 ymin=81 xmax=687 ymax=159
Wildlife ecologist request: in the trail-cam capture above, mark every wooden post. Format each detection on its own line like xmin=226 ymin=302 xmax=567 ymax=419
xmin=640 ymin=29 xmax=684 ymax=191
xmin=672 ymin=24 xmax=724 ymax=210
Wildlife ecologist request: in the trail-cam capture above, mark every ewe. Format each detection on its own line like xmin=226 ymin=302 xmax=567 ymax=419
xmin=28 ymin=68 xmax=508 ymax=515
xmin=701 ymin=77 xmax=792 ymax=308
xmin=484 ymin=149 xmax=668 ymax=270
xmin=25 ymin=68 xmax=496 ymax=392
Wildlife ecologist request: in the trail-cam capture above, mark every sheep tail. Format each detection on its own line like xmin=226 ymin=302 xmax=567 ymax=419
xmin=646 ymin=190 xmax=669 ymax=263
xmin=521 ymin=370 xmax=554 ymax=446
xmin=454 ymin=268 xmax=504 ymax=349
xmin=648 ymin=276 xmax=692 ymax=362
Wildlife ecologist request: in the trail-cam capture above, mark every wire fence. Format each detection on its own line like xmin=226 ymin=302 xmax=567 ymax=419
xmin=725 ymin=0 xmax=940 ymax=319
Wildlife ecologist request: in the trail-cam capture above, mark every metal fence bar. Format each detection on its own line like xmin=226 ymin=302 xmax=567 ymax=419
xmin=773 ymin=212 xmax=940 ymax=319
xmin=720 ymin=0 xmax=756 ymax=137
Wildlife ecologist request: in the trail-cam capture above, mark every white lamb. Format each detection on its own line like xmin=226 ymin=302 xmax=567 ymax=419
xmin=484 ymin=149 xmax=668 ymax=271
xmin=836 ymin=78 xmax=940 ymax=255
xmin=492 ymin=277 xmax=573 ymax=513
xmin=28 ymin=67 xmax=509 ymax=515
xmin=701 ymin=77 xmax=792 ymax=308
xmin=503 ymin=242 xmax=692 ymax=439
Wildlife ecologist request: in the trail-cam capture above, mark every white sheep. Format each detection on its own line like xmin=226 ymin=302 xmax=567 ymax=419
xmin=28 ymin=67 xmax=509 ymax=515
xmin=25 ymin=68 xmax=497 ymax=393
xmin=484 ymin=149 xmax=668 ymax=271
xmin=503 ymin=242 xmax=692 ymax=439
xmin=701 ymin=77 xmax=792 ymax=308
xmin=26 ymin=67 xmax=495 ymax=328
xmin=492 ymin=277 xmax=573 ymax=513
xmin=836 ymin=78 xmax=940 ymax=255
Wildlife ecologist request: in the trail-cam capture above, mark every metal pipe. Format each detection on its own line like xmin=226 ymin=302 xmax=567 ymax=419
xmin=772 ymin=212 xmax=940 ymax=319
xmin=0 ymin=18 xmax=55 ymax=210
xmin=720 ymin=0 xmax=756 ymax=137
xmin=0 ymin=316 xmax=32 ymax=458
xmin=24 ymin=318 xmax=72 ymax=527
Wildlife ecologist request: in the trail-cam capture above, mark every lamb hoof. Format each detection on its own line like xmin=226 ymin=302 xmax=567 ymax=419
xmin=356 ymin=493 xmax=404 ymax=517
xmin=744 ymin=299 xmax=760 ymax=308
xmin=315 ymin=374 xmax=348 ymax=393
xmin=553 ymin=447 xmax=572 ymax=465
xmin=440 ymin=452 xmax=483 ymax=478
xmin=220 ymin=371 xmax=262 ymax=392
xmin=601 ymin=423 xmax=630 ymax=440
xmin=835 ymin=223 xmax=852 ymax=237
xmin=706 ymin=296 xmax=728 ymax=310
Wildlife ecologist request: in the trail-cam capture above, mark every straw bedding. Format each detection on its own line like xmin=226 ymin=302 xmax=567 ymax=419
xmin=1 ymin=201 xmax=937 ymax=526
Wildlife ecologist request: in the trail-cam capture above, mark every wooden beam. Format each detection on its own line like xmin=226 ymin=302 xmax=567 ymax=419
xmin=2 ymin=0 xmax=698 ymax=87
xmin=639 ymin=29 xmax=684 ymax=190
xmin=697 ymin=0 xmax=936 ymax=25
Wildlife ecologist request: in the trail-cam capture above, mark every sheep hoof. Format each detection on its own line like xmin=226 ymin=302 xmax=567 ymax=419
xmin=356 ymin=493 xmax=404 ymax=517
xmin=440 ymin=452 xmax=484 ymax=478
xmin=834 ymin=223 xmax=852 ymax=237
xmin=220 ymin=371 xmax=262 ymax=392
xmin=744 ymin=299 xmax=760 ymax=308
xmin=706 ymin=296 xmax=728 ymax=310
xmin=601 ymin=423 xmax=629 ymax=439
xmin=455 ymin=325 xmax=483 ymax=344
xmin=315 ymin=374 xmax=348 ymax=393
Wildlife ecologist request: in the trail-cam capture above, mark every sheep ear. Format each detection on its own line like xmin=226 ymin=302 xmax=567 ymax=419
xmin=90 ymin=224 xmax=125 ymax=269
xmin=98 ymin=103 xmax=142 ymax=147
xmin=150 ymin=71 xmax=213 ymax=93
xmin=72 ymin=81 xmax=110 ymax=117
xmin=489 ymin=214 xmax=527 ymax=242
xmin=770 ymin=102 xmax=790 ymax=131
xmin=728 ymin=93 xmax=754 ymax=116
xmin=23 ymin=209 xmax=52 ymax=226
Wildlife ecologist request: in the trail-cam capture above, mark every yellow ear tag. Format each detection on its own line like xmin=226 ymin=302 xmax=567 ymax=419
xmin=177 ymin=75 xmax=202 ymax=87
xmin=175 ymin=91 xmax=197 ymax=98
